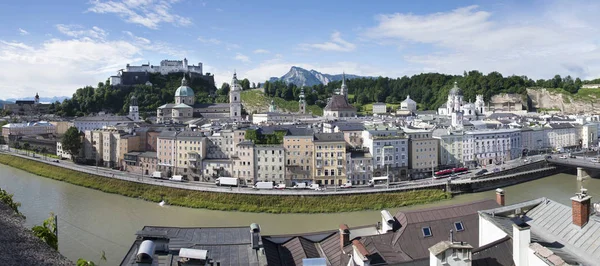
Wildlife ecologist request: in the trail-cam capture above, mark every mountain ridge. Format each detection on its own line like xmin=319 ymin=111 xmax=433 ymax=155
xmin=269 ymin=66 xmax=366 ymax=87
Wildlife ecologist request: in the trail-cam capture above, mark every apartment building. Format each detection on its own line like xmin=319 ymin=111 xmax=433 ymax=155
xmin=254 ymin=145 xmax=285 ymax=184
xmin=313 ymin=133 xmax=347 ymax=186
xmin=283 ymin=129 xmax=314 ymax=186
xmin=233 ymin=141 xmax=255 ymax=185
xmin=2 ymin=121 xmax=56 ymax=138
xmin=174 ymin=131 xmax=207 ymax=181
xmin=546 ymin=123 xmax=579 ymax=151
xmin=462 ymin=128 xmax=521 ymax=167
xmin=433 ymin=129 xmax=464 ymax=167
xmin=403 ymin=127 xmax=438 ymax=179
xmin=346 ymin=150 xmax=372 ymax=185
xmin=362 ymin=126 xmax=408 ymax=181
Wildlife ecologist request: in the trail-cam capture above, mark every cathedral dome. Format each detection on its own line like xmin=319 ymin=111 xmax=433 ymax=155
xmin=449 ymin=81 xmax=462 ymax=96
xmin=174 ymin=75 xmax=194 ymax=97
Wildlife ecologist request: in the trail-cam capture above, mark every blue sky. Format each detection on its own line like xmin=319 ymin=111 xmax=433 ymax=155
xmin=1 ymin=0 xmax=600 ymax=99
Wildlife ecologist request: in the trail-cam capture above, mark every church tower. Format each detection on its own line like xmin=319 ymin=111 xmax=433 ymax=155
xmin=128 ymin=95 xmax=140 ymax=121
xmin=299 ymin=87 xmax=306 ymax=114
xmin=340 ymin=73 xmax=348 ymax=99
xmin=34 ymin=93 xmax=40 ymax=105
xmin=229 ymin=71 xmax=242 ymax=121
xmin=475 ymin=94 xmax=485 ymax=115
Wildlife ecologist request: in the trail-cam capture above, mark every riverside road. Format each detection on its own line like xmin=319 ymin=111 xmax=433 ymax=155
xmin=0 ymin=148 xmax=554 ymax=195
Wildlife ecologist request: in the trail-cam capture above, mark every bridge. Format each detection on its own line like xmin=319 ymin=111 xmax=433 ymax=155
xmin=547 ymin=157 xmax=600 ymax=180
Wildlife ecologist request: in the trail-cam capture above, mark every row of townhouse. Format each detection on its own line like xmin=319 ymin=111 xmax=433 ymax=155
xmin=436 ymin=123 xmax=600 ymax=168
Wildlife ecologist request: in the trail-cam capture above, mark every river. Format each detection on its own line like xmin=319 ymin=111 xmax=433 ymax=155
xmin=1 ymin=164 xmax=599 ymax=265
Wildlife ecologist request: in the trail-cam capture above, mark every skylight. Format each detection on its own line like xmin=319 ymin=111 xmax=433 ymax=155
xmin=454 ymin=222 xmax=464 ymax=232
xmin=422 ymin=227 xmax=432 ymax=237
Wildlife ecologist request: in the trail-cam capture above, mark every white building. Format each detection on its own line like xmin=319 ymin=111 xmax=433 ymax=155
xmin=546 ymin=123 xmax=579 ymax=151
xmin=478 ymin=188 xmax=600 ymax=265
xmin=520 ymin=127 xmax=550 ymax=153
xmin=346 ymin=151 xmax=373 ymax=185
xmin=1 ymin=121 xmax=56 ymax=138
xmin=372 ymin=103 xmax=387 ymax=114
xmin=400 ymin=95 xmax=417 ymax=113
xmin=582 ymin=123 xmax=599 ymax=149
xmin=254 ymin=145 xmax=286 ymax=184
xmin=111 ymin=58 xmax=203 ymax=85
xmin=433 ymin=129 xmax=464 ymax=167
xmin=437 ymin=82 xmax=486 ymax=120
xmin=462 ymin=129 xmax=521 ymax=167
xmin=362 ymin=126 xmax=409 ymax=181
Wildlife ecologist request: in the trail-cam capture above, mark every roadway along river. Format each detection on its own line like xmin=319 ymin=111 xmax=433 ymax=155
xmin=1 ymin=164 xmax=600 ymax=265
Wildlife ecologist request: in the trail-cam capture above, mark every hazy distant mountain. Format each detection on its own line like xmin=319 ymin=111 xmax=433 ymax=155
xmin=269 ymin=66 xmax=366 ymax=87
xmin=5 ymin=96 xmax=69 ymax=103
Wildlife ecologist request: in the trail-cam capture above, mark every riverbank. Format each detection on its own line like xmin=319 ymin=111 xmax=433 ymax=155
xmin=0 ymin=154 xmax=451 ymax=213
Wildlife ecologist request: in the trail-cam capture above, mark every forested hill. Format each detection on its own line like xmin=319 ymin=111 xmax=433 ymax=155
xmin=50 ymin=70 xmax=592 ymax=117
xmin=53 ymin=73 xmax=217 ymax=117
xmin=262 ymin=71 xmax=588 ymax=111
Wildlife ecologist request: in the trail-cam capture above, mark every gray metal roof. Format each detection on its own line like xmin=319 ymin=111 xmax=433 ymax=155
xmin=479 ymin=197 xmax=600 ymax=265
xmin=472 ymin=236 xmax=514 ymax=266
xmin=313 ymin=133 xmax=344 ymax=142
xmin=120 ymin=226 xmax=264 ymax=266
xmin=391 ymin=199 xmax=499 ymax=260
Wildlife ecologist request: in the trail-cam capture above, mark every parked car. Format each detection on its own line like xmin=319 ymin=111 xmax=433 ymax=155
xmin=591 ymin=158 xmax=599 ymax=163
xmin=523 ymin=158 xmax=530 ymax=163
xmin=475 ymin=169 xmax=488 ymax=176
xmin=559 ymin=155 xmax=568 ymax=159
xmin=340 ymin=182 xmax=353 ymax=189
xmin=570 ymin=155 xmax=576 ymax=159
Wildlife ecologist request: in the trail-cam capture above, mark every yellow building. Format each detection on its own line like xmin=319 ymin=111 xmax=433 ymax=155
xmin=313 ymin=133 xmax=347 ymax=186
xmin=284 ymin=130 xmax=314 ymax=185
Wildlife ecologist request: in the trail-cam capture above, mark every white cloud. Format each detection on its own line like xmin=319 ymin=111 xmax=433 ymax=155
xmin=124 ymin=31 xmax=187 ymax=57
xmin=234 ymin=53 xmax=251 ymax=63
xmin=0 ymin=26 xmax=193 ymax=99
xmin=0 ymin=38 xmax=141 ymax=99
xmin=56 ymin=24 xmax=107 ymax=40
xmin=300 ymin=31 xmax=356 ymax=52
xmin=365 ymin=2 xmax=600 ymax=79
xmin=18 ymin=28 xmax=29 ymax=36
xmin=253 ymin=49 xmax=269 ymax=54
xmin=198 ymin=36 xmax=221 ymax=45
xmin=87 ymin=0 xmax=192 ymax=29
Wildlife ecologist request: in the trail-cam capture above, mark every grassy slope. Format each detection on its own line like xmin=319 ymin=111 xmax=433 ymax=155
xmin=241 ymin=90 xmax=323 ymax=116
xmin=0 ymin=154 xmax=451 ymax=213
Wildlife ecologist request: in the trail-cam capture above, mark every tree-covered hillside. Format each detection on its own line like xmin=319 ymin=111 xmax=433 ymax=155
xmin=54 ymin=73 xmax=217 ymax=117
xmin=263 ymin=71 xmax=585 ymax=111
xmin=51 ymin=70 xmax=589 ymax=117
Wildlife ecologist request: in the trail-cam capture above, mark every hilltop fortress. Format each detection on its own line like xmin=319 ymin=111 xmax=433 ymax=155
xmin=109 ymin=58 xmax=213 ymax=87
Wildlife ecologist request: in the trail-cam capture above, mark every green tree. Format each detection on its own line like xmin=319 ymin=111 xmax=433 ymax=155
xmin=241 ymin=78 xmax=251 ymax=90
xmin=62 ymin=127 xmax=82 ymax=160
xmin=32 ymin=213 xmax=58 ymax=250
xmin=219 ymin=83 xmax=230 ymax=96
xmin=23 ymin=142 xmax=30 ymax=150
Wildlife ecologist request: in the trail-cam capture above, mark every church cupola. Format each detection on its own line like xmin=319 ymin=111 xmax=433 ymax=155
xmin=34 ymin=93 xmax=40 ymax=104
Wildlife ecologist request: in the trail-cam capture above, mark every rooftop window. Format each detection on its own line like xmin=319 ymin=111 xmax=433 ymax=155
xmin=454 ymin=222 xmax=464 ymax=232
xmin=422 ymin=227 xmax=432 ymax=237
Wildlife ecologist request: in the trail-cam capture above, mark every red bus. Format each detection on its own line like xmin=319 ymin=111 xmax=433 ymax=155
xmin=434 ymin=167 xmax=468 ymax=179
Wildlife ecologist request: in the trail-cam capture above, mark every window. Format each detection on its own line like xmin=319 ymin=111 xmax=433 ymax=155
xmin=454 ymin=222 xmax=464 ymax=232
xmin=422 ymin=227 xmax=432 ymax=237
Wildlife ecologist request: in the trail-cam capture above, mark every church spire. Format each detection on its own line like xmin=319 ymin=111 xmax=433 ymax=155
xmin=340 ymin=72 xmax=347 ymax=97
xmin=181 ymin=73 xmax=188 ymax=86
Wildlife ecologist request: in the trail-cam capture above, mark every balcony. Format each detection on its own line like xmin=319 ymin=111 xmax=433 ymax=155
xmin=316 ymin=164 xmax=323 ymax=169
xmin=337 ymin=165 xmax=344 ymax=169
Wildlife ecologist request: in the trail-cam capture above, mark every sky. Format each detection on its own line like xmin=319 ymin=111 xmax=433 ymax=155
xmin=1 ymin=0 xmax=600 ymax=99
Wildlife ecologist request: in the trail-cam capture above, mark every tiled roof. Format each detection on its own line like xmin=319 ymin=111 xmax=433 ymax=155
xmin=324 ymin=95 xmax=356 ymax=111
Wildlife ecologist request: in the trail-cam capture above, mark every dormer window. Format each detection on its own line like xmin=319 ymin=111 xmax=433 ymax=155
xmin=422 ymin=227 xmax=432 ymax=237
xmin=454 ymin=221 xmax=464 ymax=232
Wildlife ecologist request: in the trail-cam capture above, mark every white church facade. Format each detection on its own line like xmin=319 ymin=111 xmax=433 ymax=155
xmin=438 ymin=82 xmax=486 ymax=123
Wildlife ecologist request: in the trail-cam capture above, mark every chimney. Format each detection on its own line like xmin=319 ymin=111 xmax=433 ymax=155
xmin=339 ymin=224 xmax=350 ymax=251
xmin=380 ymin=210 xmax=395 ymax=233
xmin=571 ymin=188 xmax=592 ymax=227
xmin=512 ymin=222 xmax=530 ymax=266
xmin=351 ymin=240 xmax=371 ymax=266
xmin=496 ymin=188 xmax=505 ymax=206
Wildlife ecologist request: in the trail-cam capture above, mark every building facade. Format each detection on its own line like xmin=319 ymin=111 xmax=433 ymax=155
xmin=404 ymin=127 xmax=439 ymax=178
xmin=254 ymin=145 xmax=285 ymax=184
xmin=284 ymin=133 xmax=314 ymax=186
xmin=463 ymin=129 xmax=521 ymax=167
xmin=362 ymin=127 xmax=409 ymax=181
xmin=434 ymin=130 xmax=464 ymax=167
xmin=313 ymin=133 xmax=347 ymax=186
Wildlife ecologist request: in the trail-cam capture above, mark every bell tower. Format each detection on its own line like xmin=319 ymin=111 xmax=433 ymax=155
xmin=229 ymin=71 xmax=242 ymax=121
xmin=299 ymin=87 xmax=306 ymax=114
